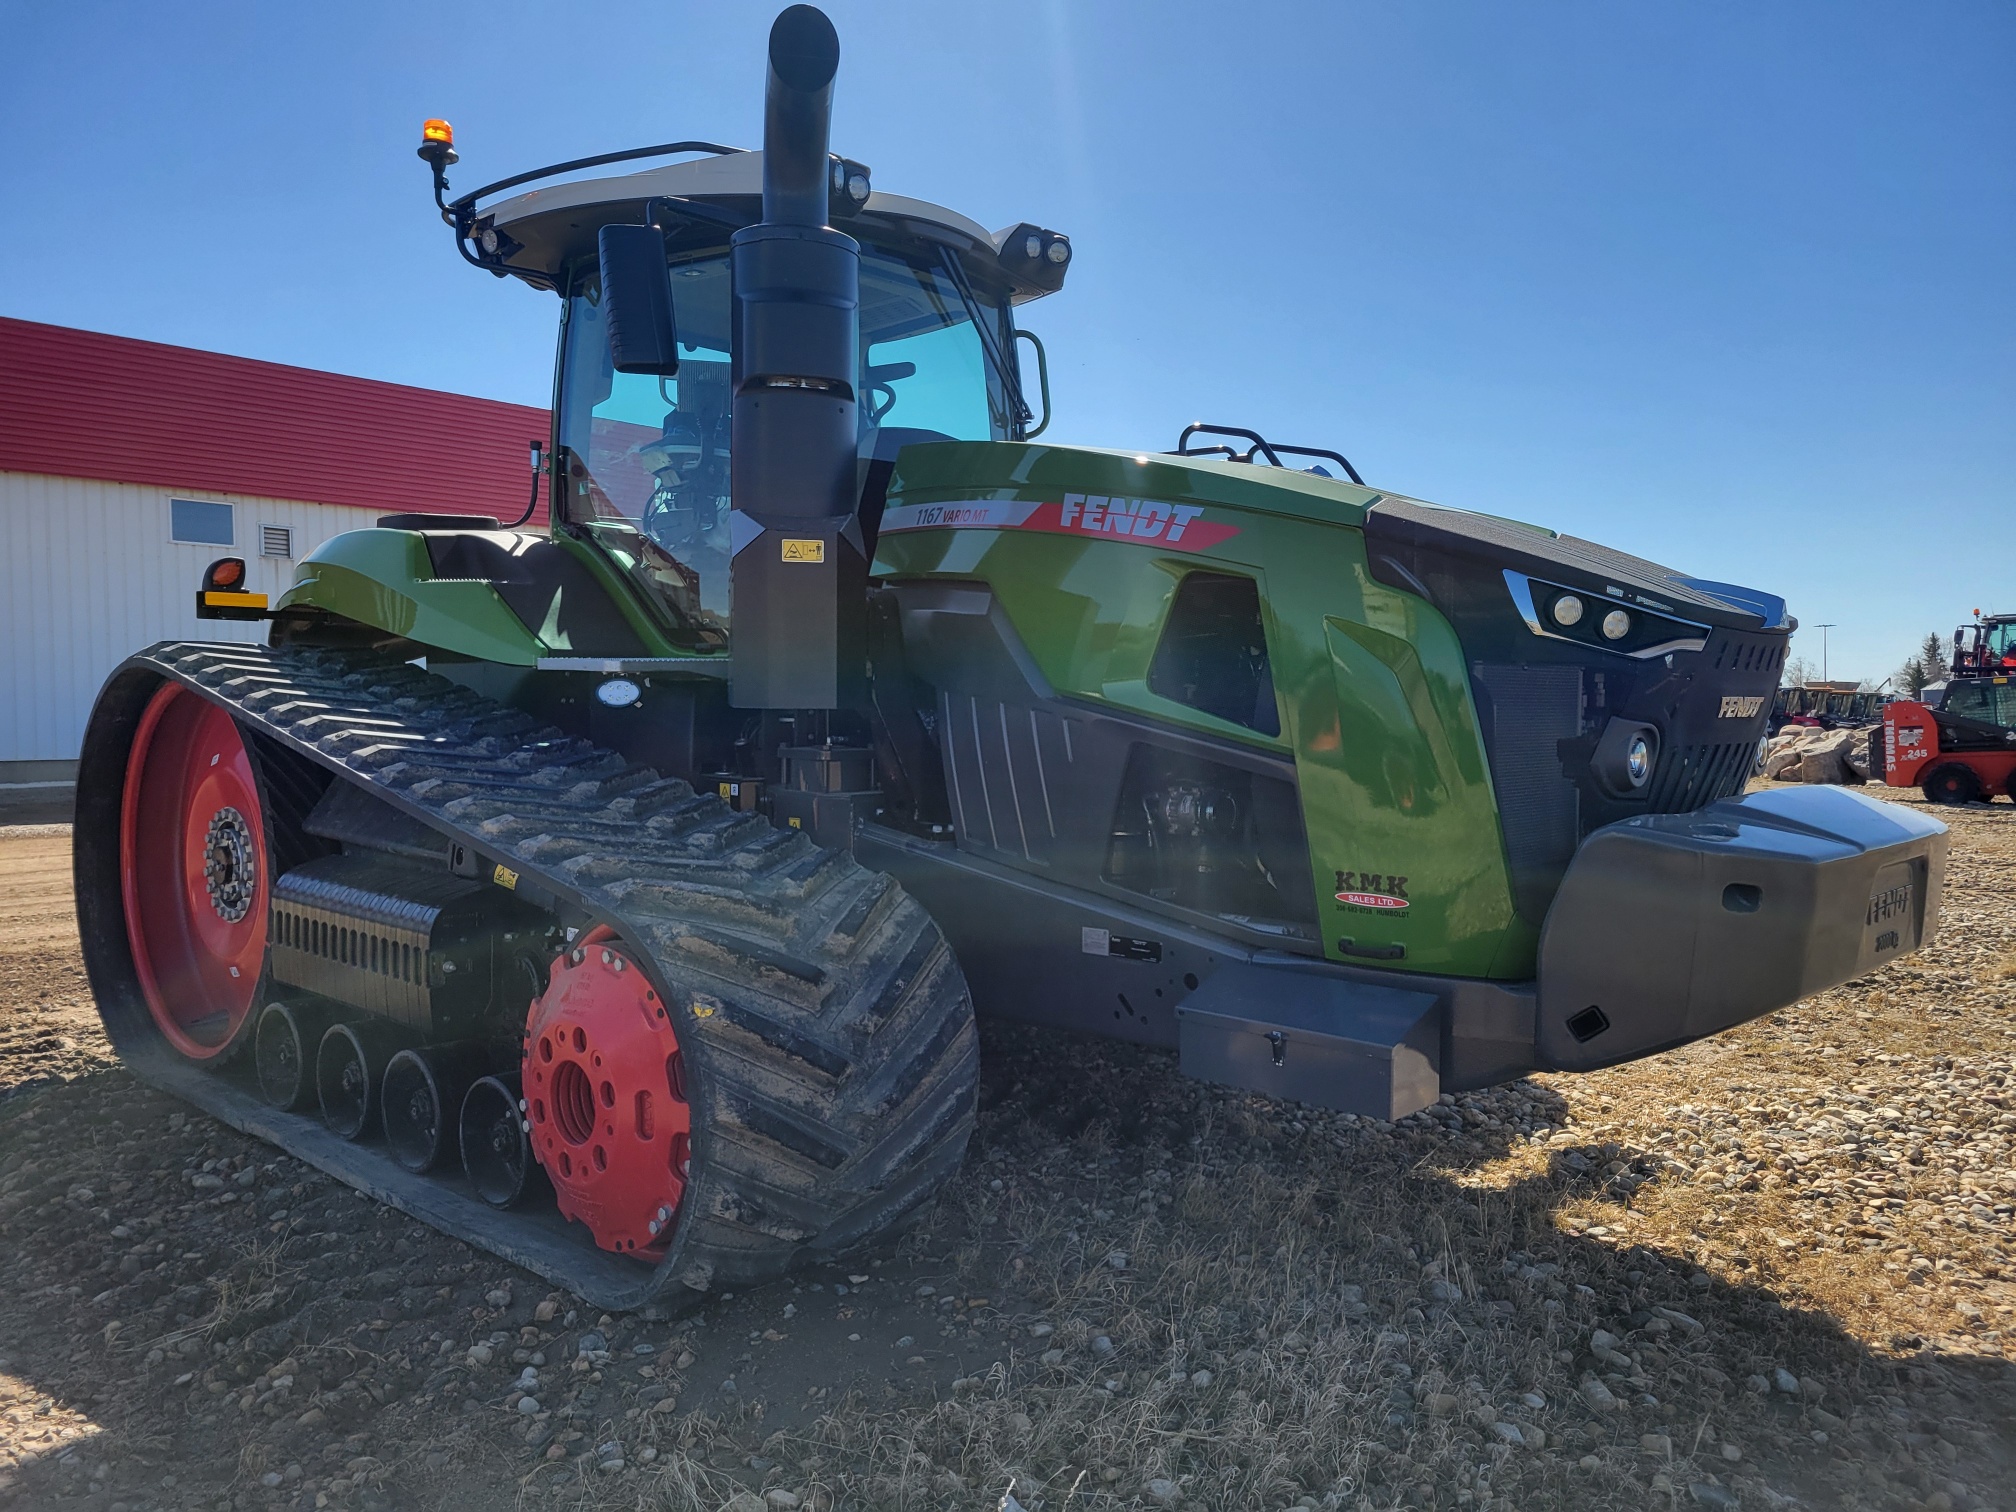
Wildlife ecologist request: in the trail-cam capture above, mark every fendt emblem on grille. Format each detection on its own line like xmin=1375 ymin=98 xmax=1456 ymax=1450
xmin=1718 ymin=696 xmax=1765 ymax=719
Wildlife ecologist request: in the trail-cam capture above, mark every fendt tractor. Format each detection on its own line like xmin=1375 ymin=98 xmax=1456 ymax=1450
xmin=74 ymin=8 xmax=1947 ymax=1308
xmin=1881 ymin=613 xmax=2016 ymax=804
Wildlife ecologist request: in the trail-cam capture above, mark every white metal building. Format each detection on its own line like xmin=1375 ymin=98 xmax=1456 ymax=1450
xmin=0 ymin=317 xmax=549 ymax=805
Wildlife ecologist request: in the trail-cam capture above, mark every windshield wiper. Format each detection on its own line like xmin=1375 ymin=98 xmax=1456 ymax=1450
xmin=936 ymin=246 xmax=1032 ymax=435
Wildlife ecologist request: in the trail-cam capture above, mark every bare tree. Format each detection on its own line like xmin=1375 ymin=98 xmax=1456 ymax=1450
xmin=1783 ymin=655 xmax=1817 ymax=689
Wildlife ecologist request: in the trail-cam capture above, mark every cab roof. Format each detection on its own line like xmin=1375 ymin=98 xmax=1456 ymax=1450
xmin=483 ymin=150 xmax=1048 ymax=300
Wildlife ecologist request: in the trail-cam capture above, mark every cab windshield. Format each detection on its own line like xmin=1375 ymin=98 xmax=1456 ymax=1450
xmin=556 ymin=244 xmax=1015 ymax=639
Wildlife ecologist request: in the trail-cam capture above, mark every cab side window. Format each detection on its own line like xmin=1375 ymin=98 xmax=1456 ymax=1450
xmin=1147 ymin=572 xmax=1280 ymax=737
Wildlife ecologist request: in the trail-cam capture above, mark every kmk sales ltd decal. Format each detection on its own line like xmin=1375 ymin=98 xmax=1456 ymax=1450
xmin=1334 ymin=869 xmax=1410 ymax=911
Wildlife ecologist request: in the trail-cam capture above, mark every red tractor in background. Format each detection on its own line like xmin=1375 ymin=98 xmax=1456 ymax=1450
xmin=1881 ymin=612 xmax=2016 ymax=803
xmin=1953 ymin=611 xmax=2016 ymax=678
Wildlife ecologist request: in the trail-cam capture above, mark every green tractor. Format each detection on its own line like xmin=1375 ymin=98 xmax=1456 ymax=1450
xmin=73 ymin=6 xmax=1945 ymax=1308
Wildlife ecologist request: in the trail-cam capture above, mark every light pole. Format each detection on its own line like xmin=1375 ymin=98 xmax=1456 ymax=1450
xmin=1815 ymin=624 xmax=1836 ymax=684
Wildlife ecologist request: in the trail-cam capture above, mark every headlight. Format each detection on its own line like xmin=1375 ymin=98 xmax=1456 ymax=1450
xmin=1552 ymin=593 xmax=1584 ymax=627
xmin=1592 ymin=718 xmax=1659 ymax=796
xmin=1601 ymin=609 xmax=1632 ymax=641
xmin=596 ymin=678 xmax=641 ymax=708
xmin=1625 ymin=733 xmax=1654 ymax=785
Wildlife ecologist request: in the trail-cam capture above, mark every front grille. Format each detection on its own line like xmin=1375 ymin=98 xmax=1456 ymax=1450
xmin=1644 ymin=740 xmax=1757 ymax=812
xmin=1707 ymin=631 xmax=1787 ymax=678
xmin=1472 ymin=657 xmax=1773 ymax=927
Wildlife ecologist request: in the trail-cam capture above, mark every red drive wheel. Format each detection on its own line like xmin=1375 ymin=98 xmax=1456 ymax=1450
xmin=119 ymin=682 xmax=268 ymax=1061
xmin=522 ymin=926 xmax=692 ymax=1257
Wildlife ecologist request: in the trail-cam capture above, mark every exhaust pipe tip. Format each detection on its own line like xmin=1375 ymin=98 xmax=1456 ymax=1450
xmin=761 ymin=4 xmax=840 ymax=228
xmin=768 ymin=4 xmax=838 ymax=93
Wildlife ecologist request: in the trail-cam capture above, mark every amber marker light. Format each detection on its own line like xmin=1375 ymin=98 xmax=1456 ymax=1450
xmin=196 ymin=557 xmax=267 ymax=620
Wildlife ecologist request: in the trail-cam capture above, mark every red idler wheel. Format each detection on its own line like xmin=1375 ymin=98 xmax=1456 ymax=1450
xmin=522 ymin=926 xmax=692 ymax=1258
xmin=119 ymin=682 xmax=268 ymax=1061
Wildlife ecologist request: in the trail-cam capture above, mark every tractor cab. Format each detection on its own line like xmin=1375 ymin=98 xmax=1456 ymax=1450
xmin=1934 ymin=675 xmax=2016 ymax=732
xmin=453 ymin=148 xmax=1065 ymax=650
xmin=1953 ymin=613 xmax=2016 ymax=678
xmin=549 ymin=230 xmax=1017 ymax=636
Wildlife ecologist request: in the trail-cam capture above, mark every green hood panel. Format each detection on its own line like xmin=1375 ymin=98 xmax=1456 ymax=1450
xmin=873 ymin=438 xmax=1527 ymax=979
xmin=278 ymin=529 xmax=547 ymax=665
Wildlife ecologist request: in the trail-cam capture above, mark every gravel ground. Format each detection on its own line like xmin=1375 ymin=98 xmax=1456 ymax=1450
xmin=0 ymin=787 xmax=2011 ymax=1512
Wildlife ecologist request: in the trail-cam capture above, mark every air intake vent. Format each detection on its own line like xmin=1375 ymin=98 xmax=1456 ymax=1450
xmin=259 ymin=524 xmax=294 ymax=558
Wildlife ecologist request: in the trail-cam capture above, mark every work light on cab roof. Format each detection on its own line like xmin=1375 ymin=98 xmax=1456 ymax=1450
xmin=69 ymin=2 xmax=1947 ymax=1314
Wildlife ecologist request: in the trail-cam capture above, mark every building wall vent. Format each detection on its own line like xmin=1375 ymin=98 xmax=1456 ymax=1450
xmin=259 ymin=525 xmax=294 ymax=558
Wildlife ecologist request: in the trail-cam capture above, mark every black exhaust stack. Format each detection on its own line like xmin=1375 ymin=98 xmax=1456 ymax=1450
xmin=728 ymin=4 xmax=864 ymax=710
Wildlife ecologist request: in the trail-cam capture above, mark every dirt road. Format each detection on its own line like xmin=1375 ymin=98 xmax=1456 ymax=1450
xmin=0 ymin=793 xmax=2011 ymax=1512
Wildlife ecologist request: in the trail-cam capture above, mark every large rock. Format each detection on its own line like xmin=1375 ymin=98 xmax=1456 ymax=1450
xmin=1798 ymin=740 xmax=1848 ymax=785
xmin=1767 ymin=726 xmax=1869 ymax=786
xmin=1762 ymin=727 xmax=1824 ymax=780
xmin=1762 ymin=741 xmax=1805 ymax=780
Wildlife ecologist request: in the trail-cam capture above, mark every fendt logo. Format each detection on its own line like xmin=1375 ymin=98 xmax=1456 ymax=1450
xmin=877 ymin=496 xmax=1243 ymax=553
xmin=1867 ymin=881 xmax=1915 ymax=927
xmin=1718 ymin=696 xmax=1766 ymax=719
xmin=1334 ymin=870 xmax=1410 ymax=911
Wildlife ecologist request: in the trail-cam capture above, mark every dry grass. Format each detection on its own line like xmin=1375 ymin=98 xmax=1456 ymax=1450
xmin=3 ymin=795 xmax=2013 ymax=1512
xmin=597 ymin=788 xmax=2015 ymax=1512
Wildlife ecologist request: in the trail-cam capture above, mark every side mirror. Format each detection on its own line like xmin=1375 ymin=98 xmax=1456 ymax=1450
xmin=598 ymin=224 xmax=679 ymax=375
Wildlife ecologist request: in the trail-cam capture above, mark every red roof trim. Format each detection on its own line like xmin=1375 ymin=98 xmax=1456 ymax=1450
xmin=0 ymin=316 xmax=550 ymax=523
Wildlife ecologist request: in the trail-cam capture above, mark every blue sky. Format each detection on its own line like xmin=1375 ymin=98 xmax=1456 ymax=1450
xmin=5 ymin=1 xmax=2009 ymax=684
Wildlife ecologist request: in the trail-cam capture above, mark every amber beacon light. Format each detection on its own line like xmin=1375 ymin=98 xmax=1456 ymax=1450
xmin=418 ymin=119 xmax=457 ymax=168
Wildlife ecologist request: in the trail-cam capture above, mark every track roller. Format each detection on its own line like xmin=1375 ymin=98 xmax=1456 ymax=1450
xmin=316 ymin=1021 xmax=409 ymax=1140
xmin=461 ymin=1073 xmax=543 ymax=1208
xmin=383 ymin=1043 xmax=492 ymax=1174
xmin=253 ymin=1000 xmax=331 ymax=1111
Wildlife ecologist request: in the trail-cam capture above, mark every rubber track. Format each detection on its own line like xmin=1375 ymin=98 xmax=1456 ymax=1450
xmin=85 ymin=641 xmax=979 ymax=1310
